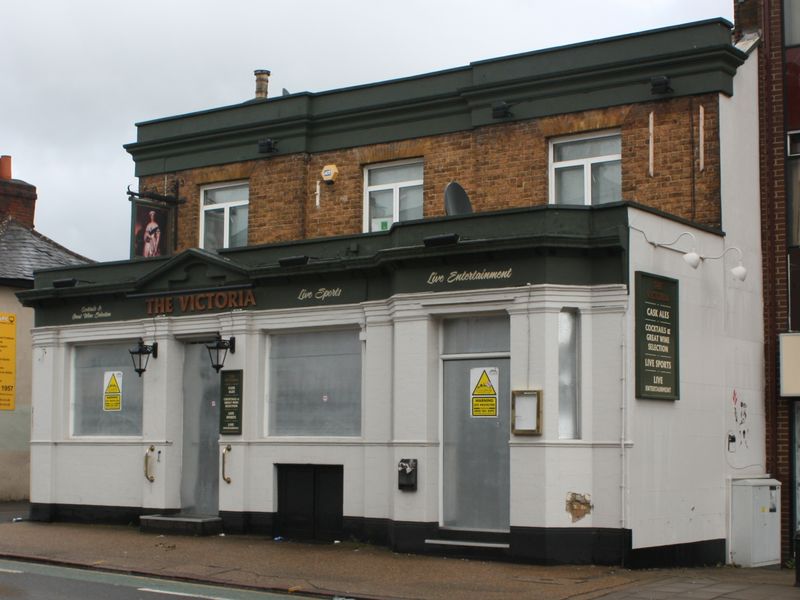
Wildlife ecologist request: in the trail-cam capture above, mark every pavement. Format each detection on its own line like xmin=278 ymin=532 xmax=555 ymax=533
xmin=0 ymin=502 xmax=796 ymax=599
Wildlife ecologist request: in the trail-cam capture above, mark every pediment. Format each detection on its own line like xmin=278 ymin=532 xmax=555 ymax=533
xmin=132 ymin=248 xmax=251 ymax=295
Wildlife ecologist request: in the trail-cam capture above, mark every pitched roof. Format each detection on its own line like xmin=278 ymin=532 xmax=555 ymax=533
xmin=0 ymin=216 xmax=93 ymax=283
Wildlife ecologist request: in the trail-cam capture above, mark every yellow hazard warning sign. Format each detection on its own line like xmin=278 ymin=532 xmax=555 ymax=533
xmin=0 ymin=313 xmax=16 ymax=411
xmin=471 ymin=370 xmax=497 ymax=396
xmin=103 ymin=371 xmax=122 ymax=411
xmin=472 ymin=396 xmax=497 ymax=417
xmin=469 ymin=367 xmax=499 ymax=418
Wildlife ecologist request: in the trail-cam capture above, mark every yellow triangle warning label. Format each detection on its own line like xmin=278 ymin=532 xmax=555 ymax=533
xmin=105 ymin=373 xmax=121 ymax=395
xmin=472 ymin=370 xmax=496 ymax=396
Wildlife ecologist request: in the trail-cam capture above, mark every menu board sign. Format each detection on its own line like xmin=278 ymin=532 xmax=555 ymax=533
xmin=635 ymin=272 xmax=679 ymax=400
xmin=219 ymin=370 xmax=243 ymax=434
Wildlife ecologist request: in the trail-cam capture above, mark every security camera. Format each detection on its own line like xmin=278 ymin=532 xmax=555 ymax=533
xmin=321 ymin=164 xmax=339 ymax=185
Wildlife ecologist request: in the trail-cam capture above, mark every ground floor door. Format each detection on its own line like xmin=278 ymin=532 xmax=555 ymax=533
xmin=442 ymin=357 xmax=510 ymax=531
xmin=276 ymin=464 xmax=343 ymax=541
xmin=180 ymin=343 xmax=221 ymax=516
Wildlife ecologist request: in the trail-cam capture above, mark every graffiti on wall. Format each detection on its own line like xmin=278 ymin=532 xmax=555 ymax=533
xmin=732 ymin=389 xmax=749 ymax=449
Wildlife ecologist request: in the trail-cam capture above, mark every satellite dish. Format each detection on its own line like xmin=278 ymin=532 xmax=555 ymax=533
xmin=444 ymin=181 xmax=472 ymax=216
xmin=282 ymin=88 xmax=290 ymax=96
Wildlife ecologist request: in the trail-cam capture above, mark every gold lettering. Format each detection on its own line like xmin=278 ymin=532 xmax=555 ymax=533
xmin=243 ymin=289 xmax=256 ymax=307
xmin=179 ymin=295 xmax=193 ymax=312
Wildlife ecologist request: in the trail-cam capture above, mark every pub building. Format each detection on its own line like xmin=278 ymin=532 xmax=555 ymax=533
xmin=18 ymin=19 xmax=776 ymax=566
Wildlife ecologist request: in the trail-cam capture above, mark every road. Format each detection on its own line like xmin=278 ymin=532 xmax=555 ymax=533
xmin=0 ymin=558 xmax=335 ymax=600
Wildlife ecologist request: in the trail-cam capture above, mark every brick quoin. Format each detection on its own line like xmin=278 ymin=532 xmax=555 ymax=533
xmin=140 ymin=95 xmax=722 ymax=252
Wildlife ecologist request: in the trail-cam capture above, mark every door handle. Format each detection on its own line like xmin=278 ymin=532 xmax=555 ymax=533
xmin=222 ymin=444 xmax=232 ymax=484
xmin=144 ymin=445 xmax=155 ymax=482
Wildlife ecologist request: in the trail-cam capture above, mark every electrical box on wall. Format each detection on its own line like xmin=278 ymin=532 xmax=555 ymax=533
xmin=730 ymin=479 xmax=781 ymax=567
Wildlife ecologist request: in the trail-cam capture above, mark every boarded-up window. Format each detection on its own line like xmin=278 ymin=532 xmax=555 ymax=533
xmin=268 ymin=330 xmax=361 ymax=436
xmin=73 ymin=343 xmax=143 ymax=436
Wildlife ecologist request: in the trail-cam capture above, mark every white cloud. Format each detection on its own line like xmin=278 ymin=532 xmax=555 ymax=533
xmin=1 ymin=0 xmax=734 ymax=261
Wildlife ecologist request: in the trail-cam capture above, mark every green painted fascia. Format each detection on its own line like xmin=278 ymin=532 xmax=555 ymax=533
xmin=125 ymin=19 xmax=745 ymax=177
xmin=18 ymin=204 xmax=630 ymax=307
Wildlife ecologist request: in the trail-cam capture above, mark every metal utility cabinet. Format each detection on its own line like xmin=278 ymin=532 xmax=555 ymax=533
xmin=730 ymin=478 xmax=781 ymax=567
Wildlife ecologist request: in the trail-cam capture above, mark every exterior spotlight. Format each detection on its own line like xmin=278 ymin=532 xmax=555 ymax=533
xmin=731 ymin=262 xmax=748 ymax=282
xmin=492 ymin=101 xmax=513 ymax=119
xmin=206 ymin=333 xmax=235 ymax=373
xmin=258 ymin=138 xmax=278 ymax=154
xmin=683 ymin=250 xmax=701 ymax=269
xmin=705 ymin=246 xmax=747 ymax=282
xmin=632 ymin=228 xmax=701 ymax=271
xmin=423 ymin=233 xmax=460 ymax=247
xmin=129 ymin=338 xmax=158 ymax=377
xmin=650 ymin=75 xmax=673 ymax=95
xmin=278 ymin=255 xmax=310 ymax=267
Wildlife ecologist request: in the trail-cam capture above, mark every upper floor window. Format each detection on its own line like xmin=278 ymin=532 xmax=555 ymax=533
xmin=549 ymin=132 xmax=621 ymax=206
xmin=200 ymin=182 xmax=249 ymax=250
xmin=363 ymin=160 xmax=423 ymax=232
xmin=786 ymin=0 xmax=800 ymax=46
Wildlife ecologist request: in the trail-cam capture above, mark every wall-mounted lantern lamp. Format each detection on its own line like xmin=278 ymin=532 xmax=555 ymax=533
xmin=129 ymin=338 xmax=158 ymax=376
xmin=206 ymin=333 xmax=235 ymax=372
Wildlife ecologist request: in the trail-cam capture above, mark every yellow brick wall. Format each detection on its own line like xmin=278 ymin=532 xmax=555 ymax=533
xmin=139 ymin=95 xmax=721 ymax=252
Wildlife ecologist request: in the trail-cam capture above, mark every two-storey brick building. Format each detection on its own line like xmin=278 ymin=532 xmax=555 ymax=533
xmin=18 ymin=19 xmax=773 ymax=566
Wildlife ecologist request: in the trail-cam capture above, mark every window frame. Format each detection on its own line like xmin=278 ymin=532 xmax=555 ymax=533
xmin=557 ymin=308 xmax=581 ymax=440
xmin=362 ymin=159 xmax=424 ymax=233
xmin=548 ymin=130 xmax=621 ymax=206
xmin=265 ymin=327 xmax=364 ymax=438
xmin=69 ymin=341 xmax=144 ymax=439
xmin=199 ymin=181 xmax=249 ymax=250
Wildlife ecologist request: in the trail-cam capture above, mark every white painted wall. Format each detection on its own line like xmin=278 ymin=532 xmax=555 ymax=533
xmin=624 ymin=48 xmax=764 ymax=556
xmin=28 ymin=284 xmax=630 ymax=532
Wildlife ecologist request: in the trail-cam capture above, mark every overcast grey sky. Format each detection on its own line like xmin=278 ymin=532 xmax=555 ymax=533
xmin=2 ymin=0 xmax=734 ymax=262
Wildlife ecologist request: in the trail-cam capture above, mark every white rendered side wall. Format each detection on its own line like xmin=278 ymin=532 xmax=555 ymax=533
xmin=718 ymin=46 xmax=767 ymax=563
xmin=626 ymin=50 xmax=764 ymax=552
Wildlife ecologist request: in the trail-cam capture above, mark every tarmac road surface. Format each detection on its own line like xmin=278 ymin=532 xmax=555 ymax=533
xmin=0 ymin=558 xmax=324 ymax=600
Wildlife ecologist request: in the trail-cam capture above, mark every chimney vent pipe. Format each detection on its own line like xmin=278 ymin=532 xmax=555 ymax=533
xmin=254 ymin=69 xmax=271 ymax=99
xmin=0 ymin=155 xmax=11 ymax=180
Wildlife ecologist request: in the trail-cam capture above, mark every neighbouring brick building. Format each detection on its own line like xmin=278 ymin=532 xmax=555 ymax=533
xmin=735 ymin=0 xmax=800 ymax=563
xmin=18 ymin=19 xmax=776 ymax=566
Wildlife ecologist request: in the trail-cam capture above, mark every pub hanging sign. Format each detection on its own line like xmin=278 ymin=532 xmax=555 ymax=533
xmin=635 ymin=271 xmax=679 ymax=400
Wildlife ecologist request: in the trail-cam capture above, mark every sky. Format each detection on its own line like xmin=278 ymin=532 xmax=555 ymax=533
xmin=2 ymin=0 xmax=735 ymax=263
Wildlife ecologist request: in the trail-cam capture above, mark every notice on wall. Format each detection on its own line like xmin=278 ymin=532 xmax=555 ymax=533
xmin=220 ymin=369 xmax=243 ymax=435
xmin=103 ymin=371 xmax=123 ymax=411
xmin=470 ymin=367 xmax=499 ymax=417
xmin=0 ymin=313 xmax=16 ymax=411
xmin=635 ymin=272 xmax=679 ymax=400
